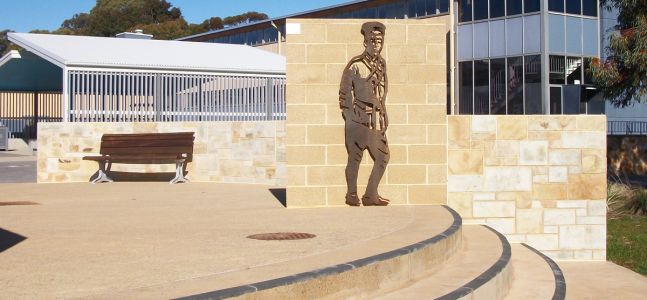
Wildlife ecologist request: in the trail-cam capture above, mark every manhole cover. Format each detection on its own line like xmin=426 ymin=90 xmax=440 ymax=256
xmin=247 ymin=232 xmax=316 ymax=241
xmin=0 ymin=201 xmax=39 ymax=206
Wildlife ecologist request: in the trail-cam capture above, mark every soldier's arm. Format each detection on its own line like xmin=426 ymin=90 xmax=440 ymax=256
xmin=383 ymin=69 xmax=389 ymax=129
xmin=339 ymin=66 xmax=356 ymax=110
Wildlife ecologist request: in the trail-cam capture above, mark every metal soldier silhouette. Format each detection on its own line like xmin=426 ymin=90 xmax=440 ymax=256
xmin=339 ymin=22 xmax=390 ymax=206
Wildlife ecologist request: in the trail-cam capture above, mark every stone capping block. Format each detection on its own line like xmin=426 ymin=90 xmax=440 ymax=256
xmin=435 ymin=225 xmax=512 ymax=300
xmin=521 ymin=243 xmax=566 ymax=300
xmin=174 ymin=206 xmax=462 ymax=300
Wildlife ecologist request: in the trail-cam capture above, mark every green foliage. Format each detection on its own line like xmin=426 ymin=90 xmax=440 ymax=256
xmin=629 ymin=188 xmax=647 ymax=215
xmin=0 ymin=29 xmax=21 ymax=56
xmin=607 ymin=182 xmax=647 ymax=216
xmin=223 ymin=11 xmax=268 ymax=27
xmin=2 ymin=1 xmax=270 ymax=52
xmin=607 ymin=216 xmax=647 ymax=275
xmin=592 ymin=0 xmax=647 ymax=107
xmin=133 ymin=18 xmax=189 ymax=40
xmin=84 ymin=0 xmax=182 ymax=37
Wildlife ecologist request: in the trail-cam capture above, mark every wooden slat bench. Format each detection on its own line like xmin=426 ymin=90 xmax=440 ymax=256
xmin=82 ymin=132 xmax=195 ymax=184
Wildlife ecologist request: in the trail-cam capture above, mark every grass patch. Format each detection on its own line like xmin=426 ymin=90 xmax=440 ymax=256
xmin=607 ymin=215 xmax=647 ymax=275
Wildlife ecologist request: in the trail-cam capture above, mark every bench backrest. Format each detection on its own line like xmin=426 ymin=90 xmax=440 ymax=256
xmin=100 ymin=132 xmax=195 ymax=161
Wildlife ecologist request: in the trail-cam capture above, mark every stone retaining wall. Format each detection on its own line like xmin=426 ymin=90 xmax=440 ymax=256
xmin=447 ymin=115 xmax=607 ymax=260
xmin=37 ymin=121 xmax=286 ymax=185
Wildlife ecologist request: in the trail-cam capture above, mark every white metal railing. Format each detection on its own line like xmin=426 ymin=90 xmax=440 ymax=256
xmin=66 ymin=70 xmax=286 ymax=122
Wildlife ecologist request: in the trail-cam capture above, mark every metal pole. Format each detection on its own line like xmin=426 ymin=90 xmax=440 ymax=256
xmin=62 ymin=68 xmax=69 ymax=122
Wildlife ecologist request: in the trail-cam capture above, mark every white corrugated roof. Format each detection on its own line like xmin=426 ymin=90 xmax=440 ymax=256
xmin=8 ymin=33 xmax=285 ymax=75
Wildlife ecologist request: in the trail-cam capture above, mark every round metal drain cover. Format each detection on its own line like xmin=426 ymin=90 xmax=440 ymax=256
xmin=247 ymin=232 xmax=316 ymax=241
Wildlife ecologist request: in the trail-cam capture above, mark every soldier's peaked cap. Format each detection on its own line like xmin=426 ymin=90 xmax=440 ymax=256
xmin=361 ymin=22 xmax=385 ymax=37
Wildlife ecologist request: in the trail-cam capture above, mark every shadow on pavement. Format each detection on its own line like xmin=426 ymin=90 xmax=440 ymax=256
xmin=269 ymin=188 xmax=286 ymax=207
xmin=0 ymin=228 xmax=27 ymax=253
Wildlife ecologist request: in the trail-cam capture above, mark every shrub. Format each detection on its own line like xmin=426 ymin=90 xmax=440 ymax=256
xmin=607 ymin=182 xmax=647 ymax=216
xmin=627 ymin=188 xmax=647 ymax=215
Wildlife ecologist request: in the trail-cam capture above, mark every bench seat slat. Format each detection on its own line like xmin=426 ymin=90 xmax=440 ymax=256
xmin=102 ymin=133 xmax=194 ymax=141
xmin=100 ymin=146 xmax=193 ymax=155
xmin=101 ymin=140 xmax=194 ymax=148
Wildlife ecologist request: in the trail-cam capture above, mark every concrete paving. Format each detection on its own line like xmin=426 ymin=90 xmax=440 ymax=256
xmin=560 ymin=261 xmax=647 ymax=299
xmin=376 ymin=225 xmax=505 ymax=299
xmin=504 ymin=244 xmax=557 ymax=300
xmin=0 ymin=182 xmax=453 ymax=299
xmin=0 ymin=139 xmax=37 ymax=183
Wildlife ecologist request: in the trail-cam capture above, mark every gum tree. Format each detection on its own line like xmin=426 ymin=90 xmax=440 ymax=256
xmin=592 ymin=0 xmax=647 ymax=107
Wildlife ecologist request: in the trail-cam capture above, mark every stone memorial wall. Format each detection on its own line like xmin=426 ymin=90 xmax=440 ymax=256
xmin=285 ymin=18 xmax=451 ymax=207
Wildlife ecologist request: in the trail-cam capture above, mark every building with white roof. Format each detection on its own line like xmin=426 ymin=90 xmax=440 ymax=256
xmin=0 ymin=33 xmax=286 ymax=134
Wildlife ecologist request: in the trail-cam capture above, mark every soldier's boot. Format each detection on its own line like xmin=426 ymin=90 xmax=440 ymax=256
xmin=361 ymin=194 xmax=390 ymax=206
xmin=345 ymin=192 xmax=361 ymax=206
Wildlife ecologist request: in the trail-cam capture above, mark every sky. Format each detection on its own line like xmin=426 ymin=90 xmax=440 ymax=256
xmin=0 ymin=0 xmax=351 ymax=32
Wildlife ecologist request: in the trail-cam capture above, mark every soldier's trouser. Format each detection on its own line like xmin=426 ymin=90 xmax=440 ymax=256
xmin=345 ymin=121 xmax=390 ymax=197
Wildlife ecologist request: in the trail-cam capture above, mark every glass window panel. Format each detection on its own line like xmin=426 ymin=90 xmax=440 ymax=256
xmin=566 ymin=56 xmax=582 ymax=84
xmin=507 ymin=57 xmax=524 ymax=114
xmin=550 ymin=86 xmax=562 ymax=114
xmin=562 ymin=85 xmax=581 ymax=114
xmin=566 ymin=16 xmax=582 ymax=54
xmin=427 ymin=0 xmax=438 ymax=15
xmin=474 ymin=60 xmax=489 ymax=115
xmin=408 ymin=0 xmax=417 ymax=17
xmin=582 ymin=18 xmax=599 ymax=56
xmin=583 ymin=57 xmax=593 ymax=84
xmin=459 ymin=61 xmax=474 ymax=114
xmin=365 ymin=7 xmax=378 ymax=18
xmin=566 ymin=0 xmax=581 ymax=15
xmin=506 ymin=17 xmax=523 ymax=55
xmin=439 ymin=0 xmax=450 ymax=13
xmin=549 ymin=0 xmax=564 ymax=12
xmin=490 ymin=20 xmax=506 ymax=57
xmin=491 ymin=0 xmax=505 ymax=18
xmin=414 ymin=0 xmax=426 ymax=17
xmin=583 ymin=0 xmax=597 ymax=16
xmin=550 ymin=55 xmax=566 ymax=84
xmin=460 ymin=0 xmax=473 ymax=22
xmin=507 ymin=0 xmax=523 ymax=16
xmin=549 ymin=14 xmax=565 ymax=53
xmin=474 ymin=0 xmax=489 ymax=20
xmin=458 ymin=25 xmax=474 ymax=60
xmin=524 ymin=0 xmax=540 ymax=13
xmin=525 ymin=55 xmax=543 ymax=114
xmin=524 ymin=15 xmax=541 ymax=53
xmin=490 ymin=58 xmax=506 ymax=114
xmin=474 ymin=22 xmax=489 ymax=58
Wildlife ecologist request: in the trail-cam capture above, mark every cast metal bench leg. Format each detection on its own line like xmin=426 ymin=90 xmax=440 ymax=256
xmin=170 ymin=161 xmax=189 ymax=184
xmin=92 ymin=161 xmax=114 ymax=184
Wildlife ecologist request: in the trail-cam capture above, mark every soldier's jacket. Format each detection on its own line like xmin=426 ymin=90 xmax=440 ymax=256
xmin=339 ymin=53 xmax=389 ymax=131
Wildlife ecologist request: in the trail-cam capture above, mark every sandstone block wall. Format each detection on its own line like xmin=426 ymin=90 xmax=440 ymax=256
xmin=447 ymin=115 xmax=607 ymax=260
xmin=37 ymin=121 xmax=286 ymax=185
xmin=285 ymin=18 xmax=450 ymax=207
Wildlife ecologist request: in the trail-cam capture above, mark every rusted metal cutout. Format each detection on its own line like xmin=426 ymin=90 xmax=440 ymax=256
xmin=339 ymin=22 xmax=390 ymax=207
xmin=247 ymin=232 xmax=316 ymax=241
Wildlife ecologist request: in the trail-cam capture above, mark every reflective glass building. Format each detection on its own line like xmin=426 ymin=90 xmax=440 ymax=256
xmin=180 ymin=0 xmax=606 ymax=116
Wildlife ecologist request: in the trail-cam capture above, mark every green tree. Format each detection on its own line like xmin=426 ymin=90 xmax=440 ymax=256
xmin=592 ymin=0 xmax=647 ymax=107
xmin=223 ymin=11 xmax=268 ymax=27
xmin=0 ymin=30 xmax=10 ymax=56
xmin=84 ymin=0 xmax=182 ymax=37
xmin=0 ymin=30 xmax=21 ymax=56
xmin=133 ymin=18 xmax=190 ymax=40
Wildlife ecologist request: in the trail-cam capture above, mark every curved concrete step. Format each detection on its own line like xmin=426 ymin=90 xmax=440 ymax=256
xmin=504 ymin=243 xmax=565 ymax=300
xmin=98 ymin=205 xmax=463 ymax=299
xmin=375 ymin=225 xmax=512 ymax=300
